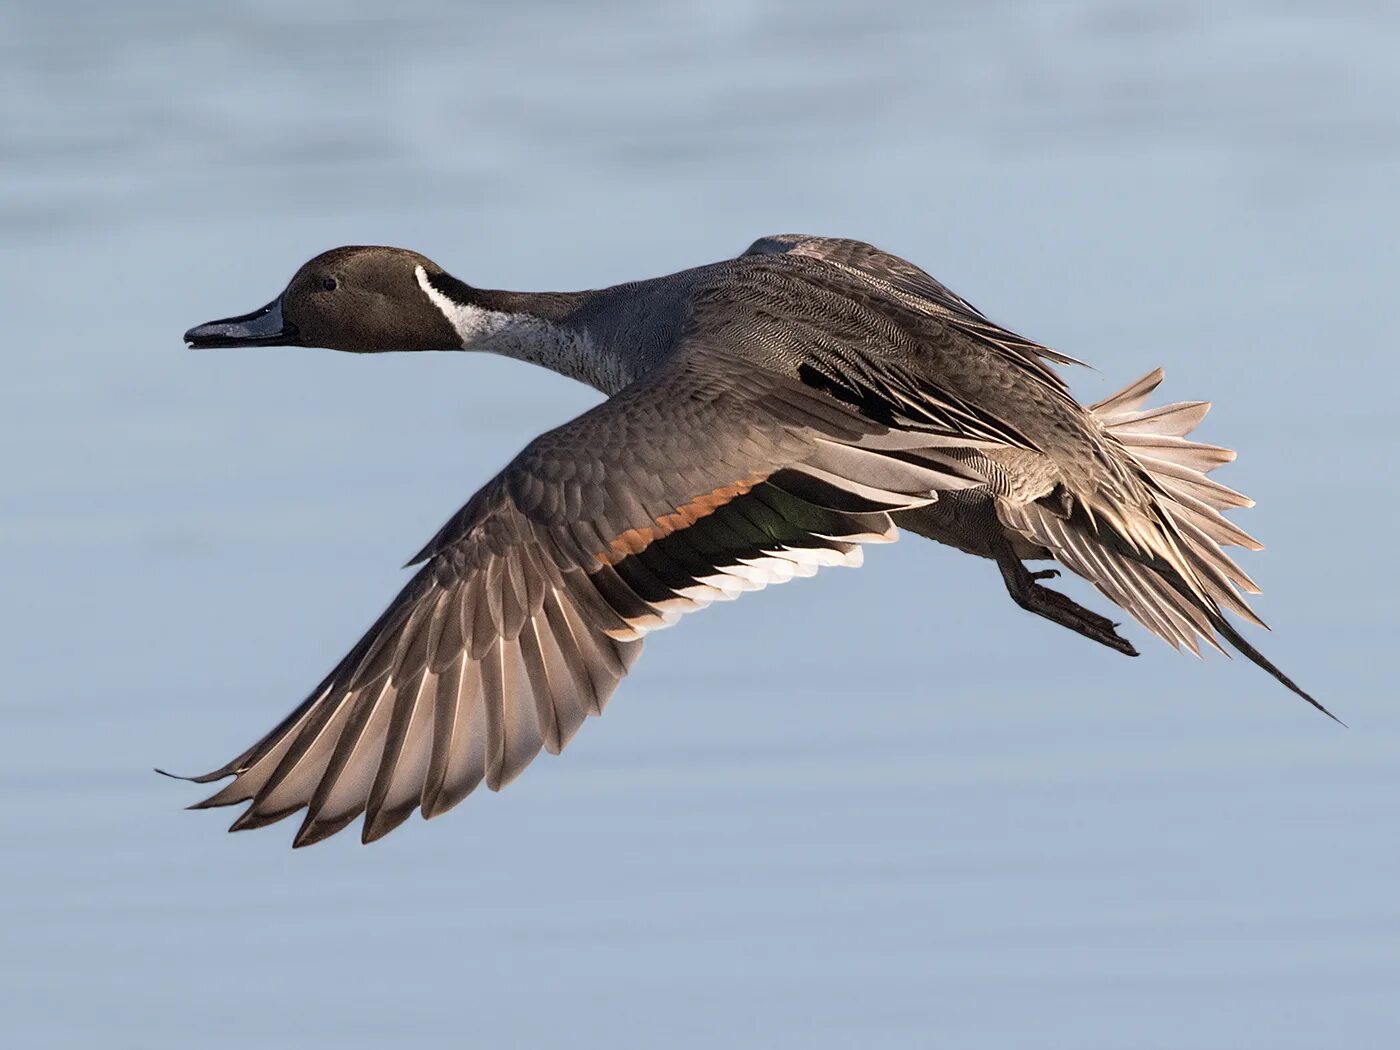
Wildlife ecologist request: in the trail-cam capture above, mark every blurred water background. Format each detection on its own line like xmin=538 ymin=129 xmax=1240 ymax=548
xmin=3 ymin=1 xmax=1399 ymax=1046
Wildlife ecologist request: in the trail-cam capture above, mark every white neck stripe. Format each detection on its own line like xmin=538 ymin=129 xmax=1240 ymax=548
xmin=413 ymin=265 xmax=625 ymax=393
xmin=415 ymin=265 xmax=516 ymax=347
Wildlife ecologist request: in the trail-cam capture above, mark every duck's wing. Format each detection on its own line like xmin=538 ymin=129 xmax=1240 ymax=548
xmin=742 ymin=233 xmax=1086 ymax=385
xmin=177 ymin=350 xmax=983 ymax=846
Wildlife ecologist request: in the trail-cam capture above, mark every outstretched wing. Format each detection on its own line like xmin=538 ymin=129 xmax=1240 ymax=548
xmin=181 ymin=350 xmax=983 ymax=846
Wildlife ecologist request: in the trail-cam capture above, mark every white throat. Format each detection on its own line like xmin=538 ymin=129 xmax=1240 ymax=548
xmin=414 ymin=265 xmax=625 ymax=392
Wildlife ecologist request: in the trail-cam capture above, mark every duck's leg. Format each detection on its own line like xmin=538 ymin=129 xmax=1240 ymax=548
xmin=895 ymin=494 xmax=1138 ymax=655
xmin=994 ymin=547 xmax=1139 ymax=656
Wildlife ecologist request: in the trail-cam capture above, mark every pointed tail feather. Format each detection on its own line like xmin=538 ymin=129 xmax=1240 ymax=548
xmin=1208 ymin=608 xmax=1341 ymax=723
xmin=1000 ymin=369 xmax=1335 ymax=719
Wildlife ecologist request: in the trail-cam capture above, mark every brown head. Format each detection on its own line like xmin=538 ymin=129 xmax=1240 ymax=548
xmin=183 ymin=246 xmax=464 ymax=352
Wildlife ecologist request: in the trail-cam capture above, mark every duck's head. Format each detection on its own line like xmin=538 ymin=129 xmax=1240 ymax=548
xmin=184 ymin=246 xmax=465 ymax=353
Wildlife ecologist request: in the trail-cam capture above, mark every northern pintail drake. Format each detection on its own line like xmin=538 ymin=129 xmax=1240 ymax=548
xmin=176 ymin=234 xmax=1332 ymax=846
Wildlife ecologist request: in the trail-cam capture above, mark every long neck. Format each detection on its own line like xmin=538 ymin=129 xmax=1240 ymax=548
xmin=415 ymin=267 xmax=633 ymax=394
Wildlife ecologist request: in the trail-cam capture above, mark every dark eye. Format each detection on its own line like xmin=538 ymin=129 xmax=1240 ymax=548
xmin=321 ymin=276 xmax=338 ymax=292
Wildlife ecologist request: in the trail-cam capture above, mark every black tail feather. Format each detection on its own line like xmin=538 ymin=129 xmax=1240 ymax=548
xmin=1212 ymin=616 xmax=1343 ymax=725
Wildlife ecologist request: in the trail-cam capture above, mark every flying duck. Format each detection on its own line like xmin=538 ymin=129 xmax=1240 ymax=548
xmin=176 ymin=234 xmax=1331 ymax=847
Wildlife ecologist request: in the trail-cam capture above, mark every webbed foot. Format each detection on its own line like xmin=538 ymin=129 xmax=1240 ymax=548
xmin=997 ymin=556 xmax=1138 ymax=656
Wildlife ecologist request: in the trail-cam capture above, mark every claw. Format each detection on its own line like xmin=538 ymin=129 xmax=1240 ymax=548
xmin=996 ymin=551 xmax=1138 ymax=656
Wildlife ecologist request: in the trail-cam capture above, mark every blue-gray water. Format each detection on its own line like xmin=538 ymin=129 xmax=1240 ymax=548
xmin=3 ymin=2 xmax=1398 ymax=1046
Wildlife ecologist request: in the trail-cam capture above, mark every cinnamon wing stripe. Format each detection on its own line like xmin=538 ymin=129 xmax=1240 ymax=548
xmin=595 ymin=475 xmax=769 ymax=565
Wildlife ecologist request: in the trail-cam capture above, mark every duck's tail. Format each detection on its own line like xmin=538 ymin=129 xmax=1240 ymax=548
xmin=999 ymin=369 xmax=1336 ymax=721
